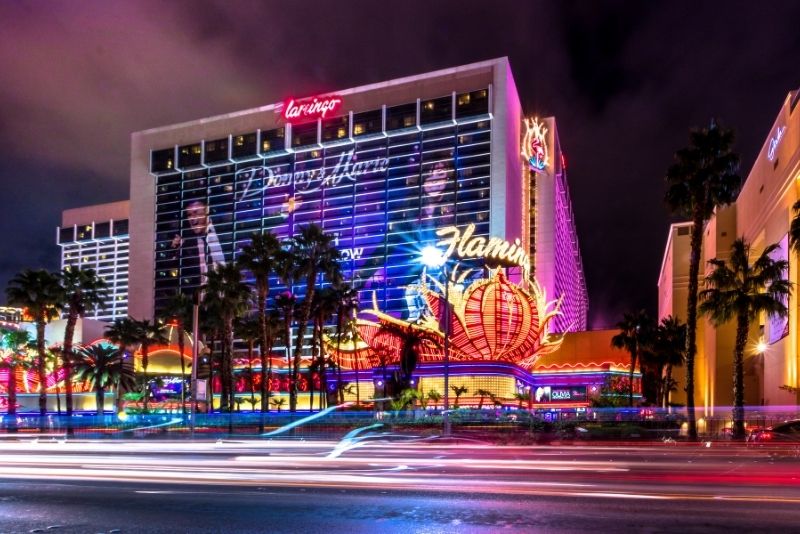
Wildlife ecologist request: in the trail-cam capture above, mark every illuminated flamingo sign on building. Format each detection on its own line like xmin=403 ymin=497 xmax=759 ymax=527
xmin=522 ymin=117 xmax=549 ymax=172
xmin=281 ymin=95 xmax=343 ymax=122
xmin=325 ymin=269 xmax=564 ymax=371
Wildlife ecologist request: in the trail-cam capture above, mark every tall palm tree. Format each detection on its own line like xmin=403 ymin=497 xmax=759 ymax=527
xmin=274 ymin=247 xmax=300 ymax=410
xmin=699 ymin=238 xmax=791 ymax=440
xmin=309 ymin=286 xmax=340 ymax=410
xmin=105 ymin=317 xmax=142 ymax=410
xmin=235 ymin=315 xmax=261 ymax=409
xmin=60 ymin=267 xmax=108 ymax=418
xmin=237 ymin=231 xmax=280 ymax=414
xmin=73 ymin=344 xmax=135 ymax=416
xmin=287 ymin=224 xmax=341 ymax=412
xmin=134 ymin=319 xmax=168 ymax=413
xmin=6 ymin=269 xmax=63 ymax=421
xmin=159 ymin=292 xmax=193 ymax=416
xmin=1 ymin=329 xmax=34 ymax=428
xmin=650 ymin=316 xmax=687 ymax=407
xmin=664 ymin=120 xmax=741 ymax=440
xmin=790 ymin=201 xmax=800 ymax=255
xmin=611 ymin=310 xmax=655 ymax=407
xmin=200 ymin=298 xmax=224 ymax=412
xmin=333 ymin=284 xmax=359 ymax=404
xmin=203 ymin=264 xmax=252 ymax=412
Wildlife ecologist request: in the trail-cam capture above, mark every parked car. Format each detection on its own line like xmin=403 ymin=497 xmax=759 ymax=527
xmin=748 ymin=420 xmax=800 ymax=444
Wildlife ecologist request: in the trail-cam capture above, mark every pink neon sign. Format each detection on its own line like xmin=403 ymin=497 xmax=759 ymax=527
xmin=282 ymin=96 xmax=343 ymax=122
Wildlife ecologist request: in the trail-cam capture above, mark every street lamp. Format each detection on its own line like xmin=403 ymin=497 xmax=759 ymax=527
xmin=420 ymin=245 xmax=451 ymax=437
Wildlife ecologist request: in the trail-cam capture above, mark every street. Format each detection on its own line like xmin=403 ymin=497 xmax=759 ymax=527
xmin=0 ymin=439 xmax=798 ymax=532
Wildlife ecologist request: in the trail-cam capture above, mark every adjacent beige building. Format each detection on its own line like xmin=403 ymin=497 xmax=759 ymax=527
xmin=659 ymin=89 xmax=800 ymax=411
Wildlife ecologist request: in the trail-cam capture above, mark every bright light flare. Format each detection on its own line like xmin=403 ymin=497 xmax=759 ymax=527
xmin=420 ymin=245 xmax=445 ymax=268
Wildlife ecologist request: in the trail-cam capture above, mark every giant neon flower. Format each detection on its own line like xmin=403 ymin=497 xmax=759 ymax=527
xmin=327 ymin=269 xmax=564 ymax=371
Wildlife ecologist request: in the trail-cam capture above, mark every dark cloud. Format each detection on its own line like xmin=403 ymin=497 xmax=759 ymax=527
xmin=1 ymin=0 xmax=799 ymax=328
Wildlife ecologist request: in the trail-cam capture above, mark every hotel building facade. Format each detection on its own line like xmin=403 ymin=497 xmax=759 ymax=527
xmin=129 ymin=58 xmax=587 ymax=331
xmin=659 ymin=89 xmax=800 ymax=412
xmin=56 ymin=200 xmax=130 ymax=321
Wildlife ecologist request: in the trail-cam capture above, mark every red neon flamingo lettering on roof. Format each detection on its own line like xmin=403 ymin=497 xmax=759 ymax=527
xmin=282 ymin=96 xmax=343 ymax=122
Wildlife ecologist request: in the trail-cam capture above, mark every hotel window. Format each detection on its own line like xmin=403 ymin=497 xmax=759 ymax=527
xmin=94 ymin=222 xmax=110 ymax=239
xmin=352 ymin=109 xmax=382 ymax=137
xmin=420 ymin=95 xmax=453 ymax=126
xmin=76 ymin=225 xmax=93 ymax=241
xmin=151 ymin=147 xmax=175 ymax=173
xmin=204 ymin=138 xmax=229 ymax=165
xmin=386 ymin=102 xmax=417 ymax=132
xmin=231 ymin=132 xmax=258 ymax=160
xmin=59 ymin=226 xmax=75 ymax=244
xmin=455 ymin=88 xmax=489 ymax=120
xmin=261 ymin=127 xmax=286 ymax=155
xmin=322 ymin=115 xmax=350 ymax=143
xmin=178 ymin=143 xmax=203 ymax=169
xmin=112 ymin=219 xmax=129 ymax=237
xmin=291 ymin=121 xmax=319 ymax=149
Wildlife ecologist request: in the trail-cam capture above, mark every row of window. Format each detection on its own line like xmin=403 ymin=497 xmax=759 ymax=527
xmin=58 ymin=220 xmax=129 ymax=244
xmin=151 ymin=89 xmax=490 ymax=173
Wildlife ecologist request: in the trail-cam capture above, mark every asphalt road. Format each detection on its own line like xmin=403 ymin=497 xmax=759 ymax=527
xmin=0 ymin=439 xmax=798 ymax=533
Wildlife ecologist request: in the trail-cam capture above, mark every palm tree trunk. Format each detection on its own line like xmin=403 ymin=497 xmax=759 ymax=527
xmin=64 ymin=310 xmax=77 ymax=417
xmin=684 ymin=212 xmax=704 ymax=441
xmin=36 ymin=320 xmax=47 ymax=429
xmin=257 ymin=287 xmax=268 ymax=420
xmin=732 ymin=313 xmax=748 ymax=440
xmin=142 ymin=343 xmax=149 ymax=413
xmin=8 ymin=365 xmax=17 ymax=433
xmin=665 ymin=365 xmax=674 ymax=409
xmin=96 ymin=386 xmax=104 ymax=417
xmin=336 ymin=311 xmax=344 ymax=405
xmin=285 ymin=311 xmax=294 ymax=411
xmin=178 ymin=325 xmax=186 ymax=417
xmin=248 ymin=340 xmax=256 ymax=408
xmin=629 ymin=340 xmax=637 ymax=407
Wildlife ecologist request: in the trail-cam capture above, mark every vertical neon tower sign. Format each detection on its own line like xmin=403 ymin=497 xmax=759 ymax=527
xmin=522 ymin=117 xmax=549 ymax=172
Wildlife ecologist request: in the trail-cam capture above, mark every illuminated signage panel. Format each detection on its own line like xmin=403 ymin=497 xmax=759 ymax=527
xmin=282 ymin=96 xmax=343 ymax=122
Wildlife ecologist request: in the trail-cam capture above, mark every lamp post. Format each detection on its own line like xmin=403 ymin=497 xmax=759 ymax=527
xmin=420 ymin=246 xmax=451 ymax=437
xmin=189 ymin=290 xmax=200 ymax=438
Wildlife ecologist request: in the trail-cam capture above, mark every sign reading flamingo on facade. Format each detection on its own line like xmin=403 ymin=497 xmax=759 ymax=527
xmin=281 ymin=95 xmax=343 ymax=122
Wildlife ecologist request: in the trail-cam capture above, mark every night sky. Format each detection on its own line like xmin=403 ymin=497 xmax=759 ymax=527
xmin=1 ymin=0 xmax=799 ymax=328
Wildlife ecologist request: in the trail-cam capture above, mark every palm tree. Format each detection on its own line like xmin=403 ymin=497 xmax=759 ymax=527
xmin=104 ymin=317 xmax=142 ymax=410
xmin=426 ymin=389 xmax=442 ymax=410
xmin=237 ymin=231 xmax=280 ymax=415
xmin=476 ymin=389 xmax=493 ymax=409
xmin=73 ymin=344 xmax=135 ymax=416
xmin=134 ymin=319 xmax=168 ymax=413
xmin=309 ymin=285 xmax=340 ymax=410
xmin=1 ymin=329 xmax=34 ymax=429
xmin=274 ymin=247 xmax=300 ymax=410
xmin=235 ymin=315 xmax=261 ymax=409
xmin=287 ymin=224 xmax=341 ymax=412
xmin=513 ymin=391 xmax=532 ymax=410
xmin=332 ymin=284 xmax=359 ymax=403
xmin=790 ymin=201 xmax=800 ymax=255
xmin=611 ymin=310 xmax=655 ymax=407
xmin=270 ymin=397 xmax=286 ymax=413
xmin=650 ymin=316 xmax=687 ymax=407
xmin=6 ymin=269 xmax=63 ymax=421
xmin=451 ymin=385 xmax=468 ymax=409
xmin=699 ymin=238 xmax=791 ymax=440
xmin=664 ymin=120 xmax=741 ymax=440
xmin=159 ymin=292 xmax=193 ymax=416
xmin=60 ymin=267 xmax=108 ymax=418
xmin=203 ymin=264 xmax=252 ymax=412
